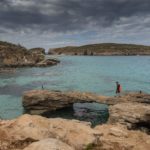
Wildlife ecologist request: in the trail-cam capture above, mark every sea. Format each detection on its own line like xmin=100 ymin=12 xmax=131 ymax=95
xmin=0 ymin=56 xmax=150 ymax=125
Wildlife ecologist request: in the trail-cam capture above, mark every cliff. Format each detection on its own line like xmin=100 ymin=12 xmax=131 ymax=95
xmin=48 ymin=43 xmax=150 ymax=56
xmin=0 ymin=41 xmax=59 ymax=68
xmin=29 ymin=48 xmax=45 ymax=55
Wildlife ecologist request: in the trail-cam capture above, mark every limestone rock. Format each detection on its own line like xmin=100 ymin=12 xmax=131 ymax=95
xmin=109 ymin=102 xmax=150 ymax=133
xmin=36 ymin=59 xmax=60 ymax=67
xmin=95 ymin=124 xmax=150 ymax=150
xmin=23 ymin=138 xmax=74 ymax=150
xmin=0 ymin=114 xmax=101 ymax=150
xmin=22 ymin=90 xmax=108 ymax=115
xmin=0 ymin=115 xmax=150 ymax=150
xmin=23 ymin=90 xmax=150 ymax=134
xmin=0 ymin=41 xmax=59 ymax=68
xmin=29 ymin=48 xmax=45 ymax=55
xmin=114 ymin=92 xmax=150 ymax=104
xmin=109 ymin=127 xmax=128 ymax=137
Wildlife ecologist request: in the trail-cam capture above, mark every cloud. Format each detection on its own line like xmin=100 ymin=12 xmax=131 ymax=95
xmin=0 ymin=0 xmax=150 ymax=48
xmin=0 ymin=0 xmax=150 ymax=33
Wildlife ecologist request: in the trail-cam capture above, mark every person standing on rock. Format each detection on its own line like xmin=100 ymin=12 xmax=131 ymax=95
xmin=116 ymin=81 xmax=122 ymax=96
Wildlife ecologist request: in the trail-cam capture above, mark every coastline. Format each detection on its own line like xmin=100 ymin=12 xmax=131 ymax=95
xmin=0 ymin=90 xmax=149 ymax=150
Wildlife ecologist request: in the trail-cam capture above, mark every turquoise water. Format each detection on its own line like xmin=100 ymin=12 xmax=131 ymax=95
xmin=0 ymin=56 xmax=150 ymax=119
xmin=43 ymin=102 xmax=109 ymax=126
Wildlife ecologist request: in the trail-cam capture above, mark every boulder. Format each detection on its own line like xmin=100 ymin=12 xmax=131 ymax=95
xmin=22 ymin=90 xmax=108 ymax=115
xmin=36 ymin=59 xmax=60 ymax=67
xmin=94 ymin=124 xmax=150 ymax=150
xmin=0 ymin=114 xmax=101 ymax=150
xmin=109 ymin=102 xmax=150 ymax=133
xmin=0 ymin=115 xmax=150 ymax=150
xmin=23 ymin=138 xmax=74 ymax=150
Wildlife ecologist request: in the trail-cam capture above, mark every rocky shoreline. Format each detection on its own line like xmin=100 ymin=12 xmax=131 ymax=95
xmin=0 ymin=41 xmax=60 ymax=72
xmin=22 ymin=90 xmax=150 ymax=134
xmin=0 ymin=91 xmax=149 ymax=150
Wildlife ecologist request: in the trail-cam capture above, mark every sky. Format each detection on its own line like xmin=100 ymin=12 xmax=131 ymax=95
xmin=0 ymin=0 xmax=150 ymax=50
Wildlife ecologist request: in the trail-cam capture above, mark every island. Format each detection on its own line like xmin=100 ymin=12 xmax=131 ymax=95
xmin=48 ymin=43 xmax=150 ymax=56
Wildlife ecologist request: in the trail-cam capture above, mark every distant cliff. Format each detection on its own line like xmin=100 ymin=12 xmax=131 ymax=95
xmin=29 ymin=47 xmax=45 ymax=55
xmin=48 ymin=43 xmax=150 ymax=56
xmin=0 ymin=41 xmax=59 ymax=68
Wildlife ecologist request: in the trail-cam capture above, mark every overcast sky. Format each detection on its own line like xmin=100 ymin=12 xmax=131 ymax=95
xmin=0 ymin=0 xmax=150 ymax=50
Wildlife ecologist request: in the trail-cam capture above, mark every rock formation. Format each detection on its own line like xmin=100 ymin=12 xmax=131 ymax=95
xmin=36 ymin=59 xmax=60 ymax=67
xmin=108 ymin=93 xmax=150 ymax=134
xmin=29 ymin=48 xmax=45 ymax=55
xmin=0 ymin=91 xmax=150 ymax=149
xmin=94 ymin=124 xmax=150 ymax=150
xmin=23 ymin=90 xmax=108 ymax=115
xmin=23 ymin=90 xmax=150 ymax=135
xmin=0 ymin=114 xmax=149 ymax=150
xmin=0 ymin=41 xmax=59 ymax=68
xmin=0 ymin=114 xmax=101 ymax=150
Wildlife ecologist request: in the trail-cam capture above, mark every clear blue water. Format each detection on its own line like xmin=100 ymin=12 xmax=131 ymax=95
xmin=0 ymin=56 xmax=150 ymax=119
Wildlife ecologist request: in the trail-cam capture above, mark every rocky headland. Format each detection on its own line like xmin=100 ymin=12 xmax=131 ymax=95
xmin=0 ymin=41 xmax=60 ymax=71
xmin=29 ymin=48 xmax=45 ymax=55
xmin=0 ymin=91 xmax=150 ymax=150
xmin=22 ymin=90 xmax=150 ymax=134
xmin=48 ymin=43 xmax=150 ymax=56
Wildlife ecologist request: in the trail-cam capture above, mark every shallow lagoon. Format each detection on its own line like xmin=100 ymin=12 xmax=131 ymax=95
xmin=0 ymin=56 xmax=150 ymax=120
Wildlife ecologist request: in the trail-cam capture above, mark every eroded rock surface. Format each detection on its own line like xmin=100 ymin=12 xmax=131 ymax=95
xmin=0 ymin=41 xmax=59 ymax=68
xmin=36 ymin=59 xmax=60 ymax=67
xmin=94 ymin=124 xmax=150 ymax=150
xmin=29 ymin=48 xmax=45 ymax=55
xmin=0 ymin=115 xmax=149 ymax=150
xmin=109 ymin=99 xmax=150 ymax=133
xmin=23 ymin=90 xmax=150 ymax=134
xmin=0 ymin=114 xmax=101 ymax=150
xmin=23 ymin=90 xmax=108 ymax=115
xmin=23 ymin=138 xmax=74 ymax=150
xmin=105 ymin=93 xmax=150 ymax=134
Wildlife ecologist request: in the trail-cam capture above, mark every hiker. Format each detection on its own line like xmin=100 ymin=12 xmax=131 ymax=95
xmin=116 ymin=81 xmax=121 ymax=95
